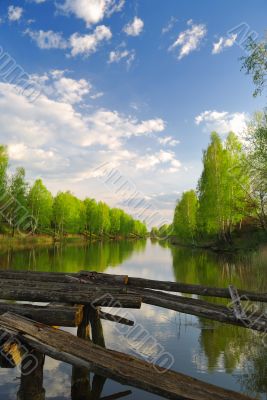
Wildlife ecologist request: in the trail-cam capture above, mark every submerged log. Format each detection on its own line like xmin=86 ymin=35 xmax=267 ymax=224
xmin=0 ymin=303 xmax=83 ymax=327
xmin=0 ymin=312 xmax=257 ymax=400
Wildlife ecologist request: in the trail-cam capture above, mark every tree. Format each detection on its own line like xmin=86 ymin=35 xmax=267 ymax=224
xmin=244 ymin=112 xmax=267 ymax=230
xmin=0 ymin=145 xmax=9 ymax=232
xmin=197 ymin=132 xmax=226 ymax=239
xmin=84 ymin=198 xmax=100 ymax=235
xmin=52 ymin=191 xmax=82 ymax=236
xmin=97 ymin=201 xmax=110 ymax=235
xmin=173 ymin=190 xmax=198 ymax=243
xmin=8 ymin=167 xmax=28 ymax=235
xmin=109 ymin=208 xmax=121 ymax=237
xmin=241 ymin=36 xmax=267 ymax=97
xmin=28 ymin=179 xmax=53 ymax=233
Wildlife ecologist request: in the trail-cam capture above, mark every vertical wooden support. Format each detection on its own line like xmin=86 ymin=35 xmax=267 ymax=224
xmin=17 ymin=347 xmax=45 ymax=400
xmin=72 ymin=305 xmax=91 ymax=400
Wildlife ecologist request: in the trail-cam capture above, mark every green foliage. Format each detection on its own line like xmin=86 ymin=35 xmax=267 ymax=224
xmin=52 ymin=191 xmax=82 ymax=235
xmin=173 ymin=190 xmax=198 ymax=242
xmin=8 ymin=167 xmax=29 ymax=234
xmin=28 ymin=179 xmax=53 ymax=233
xmin=241 ymin=36 xmax=267 ymax=97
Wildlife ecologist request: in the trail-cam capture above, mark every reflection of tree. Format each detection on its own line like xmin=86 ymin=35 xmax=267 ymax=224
xmin=239 ymin=347 xmax=267 ymax=396
xmin=0 ymin=239 xmax=147 ymax=273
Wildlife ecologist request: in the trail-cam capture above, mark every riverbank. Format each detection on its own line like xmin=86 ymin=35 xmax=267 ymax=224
xmin=0 ymin=233 xmax=147 ymax=251
xmin=168 ymin=229 xmax=267 ymax=253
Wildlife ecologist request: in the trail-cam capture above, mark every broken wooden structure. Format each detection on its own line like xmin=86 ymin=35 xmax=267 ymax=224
xmin=0 ymin=269 xmax=266 ymax=400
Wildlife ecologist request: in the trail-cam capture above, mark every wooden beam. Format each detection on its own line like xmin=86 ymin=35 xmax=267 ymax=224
xmin=0 ymin=303 xmax=83 ymax=327
xmin=0 ymin=313 xmax=257 ymax=400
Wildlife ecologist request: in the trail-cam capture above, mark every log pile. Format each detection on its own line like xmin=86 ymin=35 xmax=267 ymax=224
xmin=0 ymin=269 xmax=266 ymax=399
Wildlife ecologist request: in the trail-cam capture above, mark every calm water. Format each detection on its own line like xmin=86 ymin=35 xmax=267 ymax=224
xmin=0 ymin=239 xmax=267 ymax=399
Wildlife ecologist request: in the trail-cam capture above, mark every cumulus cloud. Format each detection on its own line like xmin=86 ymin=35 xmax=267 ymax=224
xmin=169 ymin=19 xmax=207 ymax=59
xmin=123 ymin=17 xmax=144 ymax=36
xmin=108 ymin=48 xmax=135 ymax=68
xmin=8 ymin=5 xmax=23 ymax=21
xmin=30 ymin=70 xmax=92 ymax=104
xmin=69 ymin=25 xmax=112 ymax=57
xmin=25 ymin=29 xmax=68 ymax=49
xmin=195 ymin=110 xmax=248 ymax=137
xmin=25 ymin=25 xmax=112 ymax=57
xmin=57 ymin=0 xmax=124 ymax=27
xmin=158 ymin=136 xmax=180 ymax=146
xmin=136 ymin=150 xmax=181 ymax=172
xmin=212 ymin=33 xmax=237 ymax=54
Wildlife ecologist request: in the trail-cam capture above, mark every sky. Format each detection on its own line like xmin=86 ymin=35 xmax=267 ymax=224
xmin=0 ymin=0 xmax=266 ymax=227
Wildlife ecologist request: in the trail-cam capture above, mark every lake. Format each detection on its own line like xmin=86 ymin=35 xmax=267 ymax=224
xmin=0 ymin=239 xmax=266 ymax=400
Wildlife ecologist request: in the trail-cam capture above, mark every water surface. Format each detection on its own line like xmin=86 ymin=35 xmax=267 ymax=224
xmin=0 ymin=239 xmax=266 ymax=399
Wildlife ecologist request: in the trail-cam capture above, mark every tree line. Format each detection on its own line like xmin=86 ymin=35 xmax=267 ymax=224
xmin=0 ymin=147 xmax=147 ymax=239
xmin=171 ymin=114 xmax=267 ymax=244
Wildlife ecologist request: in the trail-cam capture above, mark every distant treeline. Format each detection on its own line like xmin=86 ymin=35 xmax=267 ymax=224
xmin=0 ymin=147 xmax=147 ymax=239
xmin=152 ymin=111 xmax=267 ymax=244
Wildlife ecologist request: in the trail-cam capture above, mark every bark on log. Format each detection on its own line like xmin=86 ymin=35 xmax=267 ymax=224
xmin=0 ymin=303 xmax=83 ymax=327
xmin=0 ymin=270 xmax=266 ymax=302
xmin=130 ymin=288 xmax=267 ymax=332
xmin=0 ymin=312 xmax=257 ymax=400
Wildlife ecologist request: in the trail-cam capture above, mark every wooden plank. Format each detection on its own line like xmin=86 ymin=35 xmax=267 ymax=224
xmin=0 ymin=313 xmax=257 ymax=400
xmin=229 ymin=285 xmax=247 ymax=320
xmin=0 ymin=303 xmax=83 ymax=327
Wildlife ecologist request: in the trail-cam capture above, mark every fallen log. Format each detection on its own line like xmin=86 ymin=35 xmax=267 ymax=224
xmin=0 ymin=312 xmax=256 ymax=400
xmin=0 ymin=303 xmax=83 ymax=327
xmin=130 ymin=288 xmax=267 ymax=333
xmin=1 ymin=270 xmax=266 ymax=302
xmin=99 ymin=310 xmax=134 ymax=326
xmin=0 ymin=287 xmax=142 ymax=309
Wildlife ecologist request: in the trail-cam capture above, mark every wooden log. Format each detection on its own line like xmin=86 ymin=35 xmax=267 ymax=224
xmin=0 ymin=312 xmax=257 ymax=400
xmin=88 ymin=306 xmax=105 ymax=348
xmin=0 ymin=287 xmax=142 ymax=309
xmin=17 ymin=347 xmax=45 ymax=400
xmin=131 ymin=288 xmax=267 ymax=332
xmin=100 ymin=391 xmax=132 ymax=400
xmin=99 ymin=310 xmax=134 ymax=326
xmin=0 ymin=331 xmax=22 ymax=368
xmin=228 ymin=285 xmax=247 ymax=320
xmin=0 ymin=303 xmax=83 ymax=327
xmin=1 ymin=270 xmax=266 ymax=302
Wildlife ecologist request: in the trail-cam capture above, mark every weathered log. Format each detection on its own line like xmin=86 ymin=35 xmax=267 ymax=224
xmin=130 ymin=288 xmax=267 ymax=332
xmin=1 ymin=270 xmax=266 ymax=302
xmin=0 ymin=330 xmax=22 ymax=368
xmin=0 ymin=303 xmax=83 ymax=327
xmin=0 ymin=313 xmax=257 ymax=400
xmin=100 ymin=391 xmax=132 ymax=400
xmin=229 ymin=285 xmax=247 ymax=320
xmin=17 ymin=347 xmax=45 ymax=400
xmin=0 ymin=287 xmax=142 ymax=309
xmin=88 ymin=306 xmax=105 ymax=348
xmin=99 ymin=310 xmax=134 ymax=326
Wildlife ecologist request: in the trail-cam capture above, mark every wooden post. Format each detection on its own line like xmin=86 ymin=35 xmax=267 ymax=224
xmin=17 ymin=347 xmax=45 ymax=400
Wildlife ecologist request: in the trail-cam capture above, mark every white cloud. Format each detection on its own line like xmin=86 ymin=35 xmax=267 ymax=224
xmin=212 ymin=33 xmax=237 ymax=54
xmin=162 ymin=16 xmax=178 ymax=35
xmin=57 ymin=0 xmax=124 ymax=27
xmin=195 ymin=110 xmax=248 ymax=137
xmin=25 ymin=29 xmax=68 ymax=49
xmin=158 ymin=136 xmax=180 ymax=146
xmin=8 ymin=6 xmax=23 ymax=21
xmin=123 ymin=17 xmax=144 ymax=36
xmin=31 ymin=70 xmax=92 ymax=104
xmin=136 ymin=150 xmax=181 ymax=172
xmin=169 ymin=19 xmax=207 ymax=59
xmin=108 ymin=48 xmax=136 ymax=68
xmin=69 ymin=25 xmax=112 ymax=57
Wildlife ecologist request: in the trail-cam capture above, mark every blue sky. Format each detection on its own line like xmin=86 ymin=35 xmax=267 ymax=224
xmin=0 ymin=0 xmax=266 ymax=225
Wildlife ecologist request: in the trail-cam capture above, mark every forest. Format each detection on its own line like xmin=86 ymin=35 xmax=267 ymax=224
xmin=169 ymin=111 xmax=267 ymax=245
xmin=0 ymin=147 xmax=147 ymax=239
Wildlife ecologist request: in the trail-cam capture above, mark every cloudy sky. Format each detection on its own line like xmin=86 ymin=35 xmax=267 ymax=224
xmin=0 ymin=0 xmax=266 ymax=224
